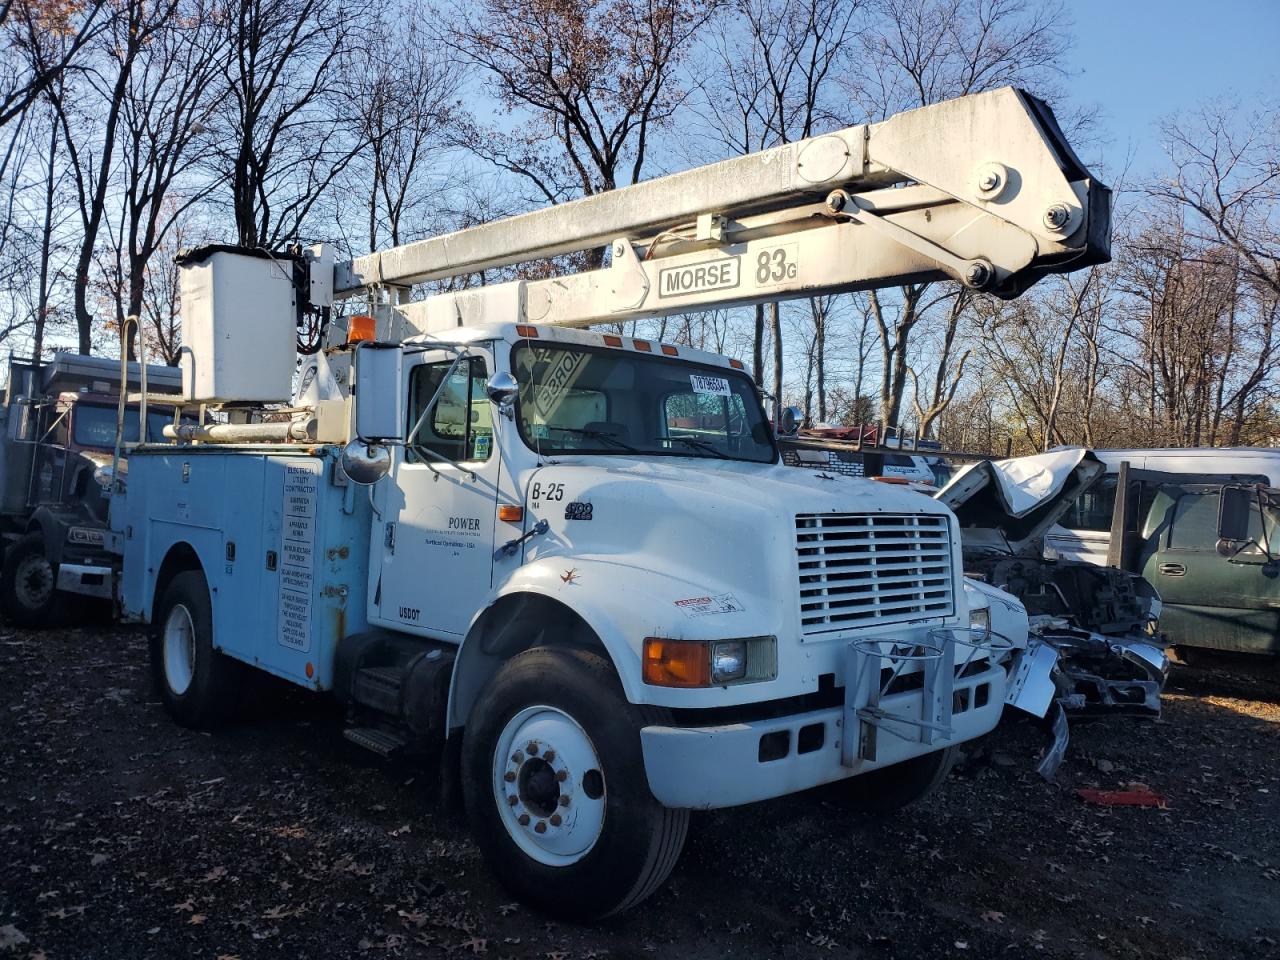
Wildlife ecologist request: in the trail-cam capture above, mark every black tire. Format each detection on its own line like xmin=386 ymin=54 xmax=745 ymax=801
xmin=822 ymin=745 xmax=958 ymax=814
xmin=149 ymin=569 xmax=244 ymax=728
xmin=0 ymin=532 xmax=58 ymax=627
xmin=461 ymin=647 xmax=688 ymax=921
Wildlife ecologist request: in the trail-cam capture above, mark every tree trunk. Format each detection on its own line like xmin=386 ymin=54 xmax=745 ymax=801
xmin=752 ymin=303 xmax=764 ymax=387
xmin=34 ymin=116 xmax=57 ymax=361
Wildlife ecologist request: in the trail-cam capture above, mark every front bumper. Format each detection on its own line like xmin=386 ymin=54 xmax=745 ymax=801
xmin=56 ymin=563 xmax=114 ymax=600
xmin=640 ymin=661 xmax=1006 ymax=810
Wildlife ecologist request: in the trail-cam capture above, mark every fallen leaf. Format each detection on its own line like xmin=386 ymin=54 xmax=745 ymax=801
xmin=0 ymin=925 xmax=28 ymax=950
xmin=188 ymin=914 xmax=207 ymax=925
xmin=90 ymin=853 xmax=110 ymax=866
xmin=954 ymin=941 xmax=969 ymax=950
xmin=172 ymin=899 xmax=195 ymax=913
xmin=202 ymin=866 xmax=227 ymax=882
xmin=458 ymin=937 xmax=487 ymax=955
xmin=980 ymin=910 xmax=1005 ymax=924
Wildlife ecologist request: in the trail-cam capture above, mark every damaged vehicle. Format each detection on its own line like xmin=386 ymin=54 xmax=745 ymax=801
xmin=937 ymin=449 xmax=1169 ymax=774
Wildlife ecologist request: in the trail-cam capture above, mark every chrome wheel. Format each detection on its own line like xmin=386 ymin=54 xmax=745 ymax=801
xmin=163 ymin=602 xmax=196 ymax=696
xmin=492 ymin=705 xmax=606 ymax=867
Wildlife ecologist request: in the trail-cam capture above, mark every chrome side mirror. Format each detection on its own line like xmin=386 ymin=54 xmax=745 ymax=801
xmin=340 ymin=439 xmax=392 ymax=485
xmin=485 ymin=371 xmax=519 ymax=408
xmin=778 ymin=405 xmax=803 ymax=435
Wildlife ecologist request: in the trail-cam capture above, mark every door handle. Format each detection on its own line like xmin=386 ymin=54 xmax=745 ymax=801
xmin=1158 ymin=562 xmax=1186 ymax=577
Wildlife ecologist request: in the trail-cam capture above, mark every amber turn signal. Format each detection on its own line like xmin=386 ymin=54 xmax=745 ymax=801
xmin=348 ymin=314 xmax=375 ymax=344
xmin=498 ymin=505 xmax=524 ymax=522
xmin=642 ymin=637 xmax=710 ymax=688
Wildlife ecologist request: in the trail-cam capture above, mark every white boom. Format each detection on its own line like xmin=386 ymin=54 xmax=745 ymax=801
xmin=333 ymin=87 xmax=1109 ymax=339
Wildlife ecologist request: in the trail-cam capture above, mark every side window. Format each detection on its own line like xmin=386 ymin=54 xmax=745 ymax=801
xmin=406 ymin=357 xmax=493 ymax=463
xmin=1167 ymin=492 xmax=1220 ymax=550
xmin=1062 ymin=475 xmax=1117 ymax=532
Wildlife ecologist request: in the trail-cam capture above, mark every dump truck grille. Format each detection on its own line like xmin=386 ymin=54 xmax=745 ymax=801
xmin=796 ymin=513 xmax=954 ymax=635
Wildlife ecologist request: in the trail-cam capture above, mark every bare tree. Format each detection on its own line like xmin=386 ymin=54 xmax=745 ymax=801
xmin=444 ymin=0 xmax=713 ymax=208
xmin=0 ymin=0 xmax=107 ymax=129
xmin=217 ymin=0 xmax=363 ymax=247
xmin=1151 ymin=99 xmax=1279 ymax=299
xmin=698 ymin=0 xmax=859 ymax=398
xmin=346 ymin=5 xmax=460 ymax=250
xmin=843 ymin=0 xmax=1072 ymax=427
xmin=116 ymin=0 xmax=226 ymax=357
xmin=51 ymin=0 xmax=176 ymax=353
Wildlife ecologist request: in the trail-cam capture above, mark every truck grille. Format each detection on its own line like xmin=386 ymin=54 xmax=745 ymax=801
xmin=795 ymin=513 xmax=954 ymax=635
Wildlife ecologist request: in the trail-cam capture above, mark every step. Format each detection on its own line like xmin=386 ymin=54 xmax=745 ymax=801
xmin=352 ymin=665 xmax=404 ymax=715
xmin=343 ymin=726 xmax=407 ymax=758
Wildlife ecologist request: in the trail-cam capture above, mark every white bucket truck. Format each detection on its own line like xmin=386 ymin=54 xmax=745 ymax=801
xmin=111 ymin=88 xmax=1110 ymax=919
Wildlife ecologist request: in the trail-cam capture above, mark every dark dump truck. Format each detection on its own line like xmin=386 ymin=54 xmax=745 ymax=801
xmin=0 ymin=352 xmax=182 ymax=625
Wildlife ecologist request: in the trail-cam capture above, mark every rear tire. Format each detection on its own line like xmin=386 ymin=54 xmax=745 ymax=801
xmin=822 ymin=745 xmax=958 ymax=814
xmin=149 ymin=569 xmax=244 ymax=728
xmin=0 ymin=532 xmax=58 ymax=628
xmin=462 ymin=647 xmax=688 ymax=921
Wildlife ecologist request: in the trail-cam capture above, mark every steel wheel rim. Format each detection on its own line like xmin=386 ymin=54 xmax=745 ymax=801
xmin=163 ymin=603 xmax=196 ymax=696
xmin=15 ymin=553 xmax=53 ymax=609
xmin=492 ymin=704 xmax=606 ymax=867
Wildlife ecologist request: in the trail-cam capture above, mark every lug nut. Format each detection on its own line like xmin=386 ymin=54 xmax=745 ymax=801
xmin=526 ymin=742 xmax=538 ymax=756
xmin=512 ymin=751 xmax=524 ymax=764
xmin=534 ymin=821 xmax=547 ymax=834
xmin=550 ymin=814 xmax=562 ymax=827
xmin=507 ymin=794 xmax=519 ymax=806
xmin=504 ymin=771 xmax=516 ymax=782
xmin=518 ymin=813 xmax=530 ymax=826
xmin=1043 ymin=203 xmax=1070 ymax=230
xmin=555 ymin=770 xmax=568 ymax=782
xmin=558 ymin=795 xmax=571 ymax=807
xmin=543 ymin=750 xmax=556 ymax=762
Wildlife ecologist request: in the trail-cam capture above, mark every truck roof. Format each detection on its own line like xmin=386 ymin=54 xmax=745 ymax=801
xmin=13 ymin=352 xmax=184 ymax=397
xmin=407 ymin=322 xmax=746 ymax=373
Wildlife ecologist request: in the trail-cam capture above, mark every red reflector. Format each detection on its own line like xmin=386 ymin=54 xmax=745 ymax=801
xmin=305 ymin=662 xmax=315 ymax=678
xmin=515 ymin=325 xmax=539 ymax=338
xmin=633 ymin=339 xmax=652 ymax=352
xmin=660 ymin=344 xmax=678 ymax=356
xmin=729 ymin=358 xmax=744 ymax=370
xmin=603 ymin=334 xmax=623 ymax=347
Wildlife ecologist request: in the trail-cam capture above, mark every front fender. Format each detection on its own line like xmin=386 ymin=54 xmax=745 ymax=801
xmin=449 ymin=556 xmax=794 ymax=724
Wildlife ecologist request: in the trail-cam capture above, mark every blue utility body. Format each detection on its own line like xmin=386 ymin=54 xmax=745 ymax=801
xmin=117 ymin=445 xmax=370 ymax=690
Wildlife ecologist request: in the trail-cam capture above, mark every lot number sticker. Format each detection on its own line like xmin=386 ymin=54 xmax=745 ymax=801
xmin=690 ymin=374 xmax=731 ymax=397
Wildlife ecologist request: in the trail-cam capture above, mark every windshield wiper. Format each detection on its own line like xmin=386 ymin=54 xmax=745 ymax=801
xmin=658 ymin=435 xmax=732 ymax=460
xmin=550 ymin=426 xmax=641 ymax=453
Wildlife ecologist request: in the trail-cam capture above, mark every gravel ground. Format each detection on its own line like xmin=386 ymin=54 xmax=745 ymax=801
xmin=2 ymin=626 xmax=1278 ymax=959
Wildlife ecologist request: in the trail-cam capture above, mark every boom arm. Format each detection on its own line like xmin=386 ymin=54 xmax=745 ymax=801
xmin=335 ymin=87 xmax=1109 ymax=336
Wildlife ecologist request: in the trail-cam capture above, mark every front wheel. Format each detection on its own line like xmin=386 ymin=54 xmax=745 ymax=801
xmin=462 ymin=648 xmax=688 ymax=921
xmin=0 ymin=532 xmax=58 ymax=627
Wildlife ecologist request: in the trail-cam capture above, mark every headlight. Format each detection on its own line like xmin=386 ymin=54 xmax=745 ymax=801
xmin=710 ymin=641 xmax=747 ymax=683
xmin=969 ymin=606 xmax=991 ymax=642
xmin=642 ymin=636 xmax=777 ymax=687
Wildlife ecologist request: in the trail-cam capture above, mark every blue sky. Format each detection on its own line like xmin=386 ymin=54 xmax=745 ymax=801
xmin=1069 ymin=0 xmax=1280 ymax=178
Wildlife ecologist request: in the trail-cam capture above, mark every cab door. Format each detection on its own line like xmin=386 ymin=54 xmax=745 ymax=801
xmin=372 ymin=351 xmax=502 ymax=638
xmin=1139 ymin=485 xmax=1280 ymax=654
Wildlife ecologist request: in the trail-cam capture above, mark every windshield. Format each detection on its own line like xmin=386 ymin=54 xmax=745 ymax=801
xmin=73 ymin=404 xmax=176 ymax=448
xmin=512 ymin=342 xmax=775 ymax=463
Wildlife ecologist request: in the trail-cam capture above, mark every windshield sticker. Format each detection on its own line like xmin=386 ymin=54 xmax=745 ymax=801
xmin=674 ymin=593 xmax=746 ymax=618
xmin=690 ymin=374 xmax=731 ymax=397
xmin=473 ymin=434 xmax=492 ymax=459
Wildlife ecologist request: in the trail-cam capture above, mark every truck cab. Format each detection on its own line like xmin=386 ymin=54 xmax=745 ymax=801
xmin=0 ymin=353 xmax=182 ymax=625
